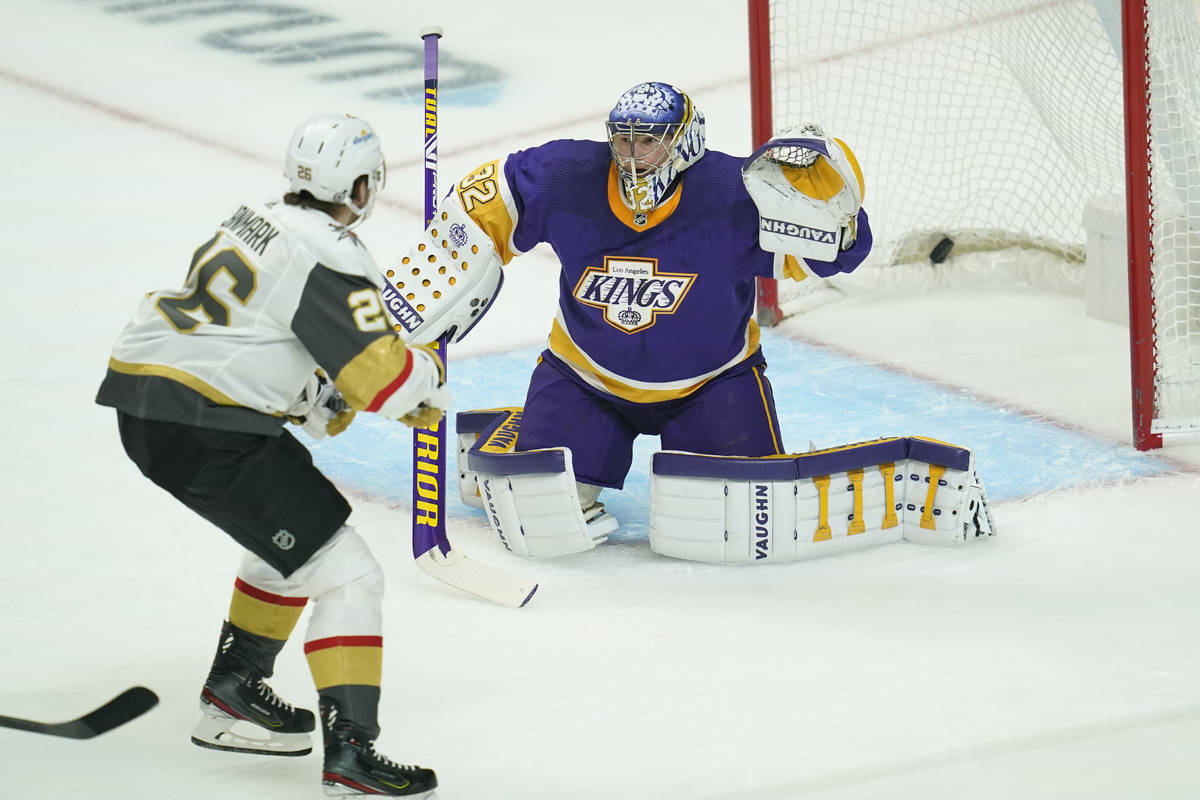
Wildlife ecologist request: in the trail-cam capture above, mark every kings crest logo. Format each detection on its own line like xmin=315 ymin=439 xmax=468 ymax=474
xmin=573 ymin=256 xmax=696 ymax=334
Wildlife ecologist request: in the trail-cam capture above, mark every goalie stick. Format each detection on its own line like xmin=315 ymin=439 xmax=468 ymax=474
xmin=0 ymin=686 xmax=158 ymax=739
xmin=408 ymin=26 xmax=538 ymax=609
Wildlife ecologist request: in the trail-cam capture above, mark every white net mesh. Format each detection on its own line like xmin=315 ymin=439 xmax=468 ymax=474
xmin=761 ymin=0 xmax=1200 ymax=433
xmin=1144 ymin=1 xmax=1200 ymax=431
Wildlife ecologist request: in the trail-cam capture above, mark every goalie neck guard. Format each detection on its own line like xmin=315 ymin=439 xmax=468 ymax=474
xmin=605 ymin=82 xmax=706 ymax=213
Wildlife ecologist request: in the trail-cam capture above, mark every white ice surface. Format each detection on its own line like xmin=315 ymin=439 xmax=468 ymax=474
xmin=1 ymin=2 xmax=1199 ymax=798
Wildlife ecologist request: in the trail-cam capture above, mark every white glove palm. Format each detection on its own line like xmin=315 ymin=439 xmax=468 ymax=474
xmin=286 ymin=373 xmax=356 ymax=439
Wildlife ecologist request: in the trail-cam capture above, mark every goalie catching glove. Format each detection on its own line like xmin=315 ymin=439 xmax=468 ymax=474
xmin=741 ymin=123 xmax=865 ymax=261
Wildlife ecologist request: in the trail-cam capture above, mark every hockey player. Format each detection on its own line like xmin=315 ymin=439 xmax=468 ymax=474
xmin=96 ymin=113 xmax=440 ymax=797
xmin=391 ymin=82 xmax=872 ymax=557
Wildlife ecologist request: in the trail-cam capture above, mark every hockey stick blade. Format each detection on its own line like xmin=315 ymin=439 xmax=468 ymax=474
xmin=416 ymin=547 xmax=538 ymax=608
xmin=0 ymin=686 xmax=159 ymax=739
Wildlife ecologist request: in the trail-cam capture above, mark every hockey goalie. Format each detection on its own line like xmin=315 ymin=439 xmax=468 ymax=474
xmin=387 ymin=81 xmax=994 ymax=563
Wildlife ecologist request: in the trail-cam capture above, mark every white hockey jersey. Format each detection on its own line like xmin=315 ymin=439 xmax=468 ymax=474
xmin=97 ymin=200 xmax=415 ymax=435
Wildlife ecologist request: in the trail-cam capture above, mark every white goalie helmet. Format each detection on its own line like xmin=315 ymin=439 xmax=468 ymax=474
xmin=606 ymin=82 xmax=706 ymax=213
xmin=284 ymin=112 xmax=386 ymax=227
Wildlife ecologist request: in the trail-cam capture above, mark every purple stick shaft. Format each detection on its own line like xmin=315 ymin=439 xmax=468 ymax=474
xmin=423 ymin=33 xmax=439 ymax=224
xmin=413 ymin=29 xmax=449 ymax=559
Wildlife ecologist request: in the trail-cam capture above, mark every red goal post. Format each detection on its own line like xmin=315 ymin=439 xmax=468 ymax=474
xmin=747 ymin=0 xmax=1200 ymax=450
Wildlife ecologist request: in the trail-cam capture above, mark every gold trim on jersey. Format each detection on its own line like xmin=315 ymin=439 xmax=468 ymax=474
xmin=334 ymin=335 xmax=413 ymax=411
xmin=547 ymin=314 xmax=761 ymax=403
xmin=455 ymin=159 xmax=519 ymax=264
xmin=107 ymin=358 xmax=242 ymax=407
xmin=750 ymin=365 xmax=782 ymax=454
xmin=607 ymin=163 xmax=682 ymax=232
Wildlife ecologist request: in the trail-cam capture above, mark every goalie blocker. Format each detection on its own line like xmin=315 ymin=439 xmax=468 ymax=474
xmin=650 ymin=437 xmax=994 ymax=564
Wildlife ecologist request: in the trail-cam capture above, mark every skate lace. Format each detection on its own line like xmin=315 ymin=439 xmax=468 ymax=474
xmin=254 ymin=679 xmax=295 ymax=712
xmin=367 ymin=741 xmax=418 ymax=773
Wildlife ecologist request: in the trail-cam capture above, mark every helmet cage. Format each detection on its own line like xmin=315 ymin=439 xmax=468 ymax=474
xmin=605 ymin=83 xmax=705 ymax=212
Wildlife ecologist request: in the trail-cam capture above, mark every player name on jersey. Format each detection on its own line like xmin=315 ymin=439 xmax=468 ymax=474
xmin=222 ymin=205 xmax=281 ymax=256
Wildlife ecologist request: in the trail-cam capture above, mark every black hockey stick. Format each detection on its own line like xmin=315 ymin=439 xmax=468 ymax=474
xmin=0 ymin=686 xmax=158 ymax=739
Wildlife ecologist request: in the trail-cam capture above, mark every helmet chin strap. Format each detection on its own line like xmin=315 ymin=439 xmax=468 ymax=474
xmin=343 ymin=184 xmax=376 ymax=229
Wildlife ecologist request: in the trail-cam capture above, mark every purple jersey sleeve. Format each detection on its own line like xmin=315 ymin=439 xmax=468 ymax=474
xmin=501 ymin=140 xmax=612 ymax=255
xmin=801 ymin=208 xmax=873 ymax=278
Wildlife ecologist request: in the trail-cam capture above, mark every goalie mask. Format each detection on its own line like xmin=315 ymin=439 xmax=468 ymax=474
xmin=606 ymin=82 xmax=705 ymax=213
xmin=285 ymin=112 xmax=386 ymax=227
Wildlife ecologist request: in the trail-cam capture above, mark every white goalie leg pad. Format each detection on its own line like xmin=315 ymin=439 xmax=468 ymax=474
xmin=457 ymin=430 xmax=485 ymax=510
xmin=461 ymin=408 xmax=617 ymax=557
xmin=477 ymin=453 xmax=618 ymax=558
xmin=649 ymin=437 xmax=995 ymax=565
xmin=382 ymin=190 xmax=505 ymax=345
xmin=899 ymin=438 xmax=996 ymax=547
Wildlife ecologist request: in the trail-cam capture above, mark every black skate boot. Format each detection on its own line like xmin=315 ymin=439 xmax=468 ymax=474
xmin=321 ymin=698 xmax=437 ymax=797
xmin=190 ymin=621 xmax=315 ymax=756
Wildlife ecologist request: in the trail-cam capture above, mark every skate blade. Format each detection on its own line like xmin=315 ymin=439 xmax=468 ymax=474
xmin=191 ymin=714 xmax=312 ymax=757
xmin=323 ymin=780 xmax=437 ymax=798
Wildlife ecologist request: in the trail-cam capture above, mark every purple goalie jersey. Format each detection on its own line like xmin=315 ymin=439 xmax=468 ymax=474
xmin=454 ymin=139 xmax=871 ymax=403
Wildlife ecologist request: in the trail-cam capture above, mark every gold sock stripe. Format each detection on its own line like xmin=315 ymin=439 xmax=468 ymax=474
xmin=812 ymin=475 xmax=832 ymax=542
xmin=847 ymin=469 xmax=865 ymax=535
xmin=305 ymin=636 xmax=383 ymax=690
xmin=228 ymin=579 xmax=307 ymax=641
xmin=920 ymin=465 xmax=947 ymax=530
xmin=880 ymin=463 xmax=898 ymax=529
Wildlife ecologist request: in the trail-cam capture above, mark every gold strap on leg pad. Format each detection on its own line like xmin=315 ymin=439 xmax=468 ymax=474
xmin=649 ymin=436 xmax=995 ymax=564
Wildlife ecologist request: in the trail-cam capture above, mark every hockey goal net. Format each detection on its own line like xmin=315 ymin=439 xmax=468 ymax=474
xmin=748 ymin=0 xmax=1200 ymax=449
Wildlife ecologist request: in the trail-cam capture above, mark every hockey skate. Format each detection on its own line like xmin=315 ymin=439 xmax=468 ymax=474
xmin=321 ymin=699 xmax=437 ymax=797
xmin=191 ymin=666 xmax=316 ymax=756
